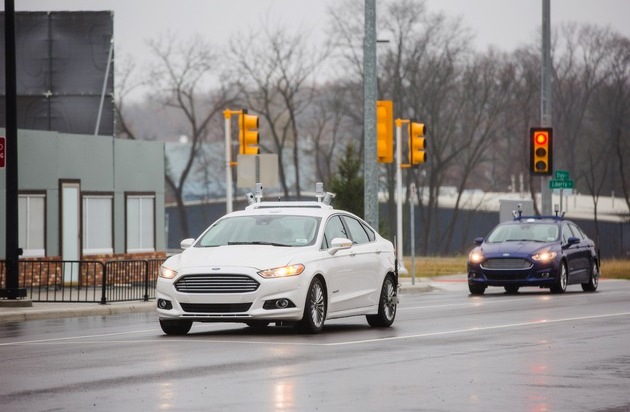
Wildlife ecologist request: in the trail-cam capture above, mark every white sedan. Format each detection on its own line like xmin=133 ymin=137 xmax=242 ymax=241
xmin=156 ymin=200 xmax=398 ymax=334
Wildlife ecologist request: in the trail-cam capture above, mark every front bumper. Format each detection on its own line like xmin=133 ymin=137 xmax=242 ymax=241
xmin=468 ymin=259 xmax=560 ymax=288
xmin=156 ymin=271 xmax=307 ymax=322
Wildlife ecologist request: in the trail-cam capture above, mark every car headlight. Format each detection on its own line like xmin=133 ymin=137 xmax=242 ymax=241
xmin=159 ymin=266 xmax=178 ymax=279
xmin=469 ymin=250 xmax=484 ymax=264
xmin=258 ymin=264 xmax=305 ymax=279
xmin=531 ymin=251 xmax=557 ymax=262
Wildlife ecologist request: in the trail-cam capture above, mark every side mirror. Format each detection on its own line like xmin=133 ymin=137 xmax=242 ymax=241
xmin=180 ymin=238 xmax=195 ymax=249
xmin=473 ymin=237 xmax=484 ymax=245
xmin=328 ymin=237 xmax=352 ymax=255
xmin=564 ymin=237 xmax=580 ymax=248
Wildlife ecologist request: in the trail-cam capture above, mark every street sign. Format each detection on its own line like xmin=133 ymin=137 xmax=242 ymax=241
xmin=549 ymin=179 xmax=574 ymax=189
xmin=554 ymin=170 xmax=569 ymax=180
xmin=0 ymin=136 xmax=5 ymax=169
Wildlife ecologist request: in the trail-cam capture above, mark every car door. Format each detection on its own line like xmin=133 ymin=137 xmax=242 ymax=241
xmin=320 ymin=215 xmax=357 ymax=314
xmin=561 ymin=222 xmax=587 ymax=282
xmin=567 ymin=223 xmax=591 ymax=282
xmin=339 ymin=215 xmax=381 ymax=308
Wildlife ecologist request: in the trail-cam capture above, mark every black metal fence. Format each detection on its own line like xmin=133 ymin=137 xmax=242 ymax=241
xmin=0 ymin=259 xmax=163 ymax=303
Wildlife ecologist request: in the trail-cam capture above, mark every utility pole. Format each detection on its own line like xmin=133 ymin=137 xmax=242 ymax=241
xmin=363 ymin=0 xmax=378 ymax=228
xmin=540 ymin=0 xmax=552 ymax=215
xmin=1 ymin=0 xmax=27 ymax=301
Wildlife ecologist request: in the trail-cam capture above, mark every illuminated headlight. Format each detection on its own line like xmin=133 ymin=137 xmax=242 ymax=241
xmin=532 ymin=251 xmax=557 ymax=262
xmin=159 ymin=266 xmax=178 ymax=279
xmin=468 ymin=250 xmax=484 ymax=264
xmin=258 ymin=264 xmax=305 ymax=279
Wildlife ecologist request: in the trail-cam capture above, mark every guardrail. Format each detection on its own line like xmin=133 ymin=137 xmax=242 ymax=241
xmin=0 ymin=259 xmax=164 ymax=304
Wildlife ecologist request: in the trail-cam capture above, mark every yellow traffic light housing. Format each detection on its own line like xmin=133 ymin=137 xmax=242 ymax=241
xmin=239 ymin=112 xmax=259 ymax=155
xmin=408 ymin=122 xmax=426 ymax=165
xmin=376 ymin=100 xmax=393 ymax=163
xmin=530 ymin=127 xmax=552 ymax=175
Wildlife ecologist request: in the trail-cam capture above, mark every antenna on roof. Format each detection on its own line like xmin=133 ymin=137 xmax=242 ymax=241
xmin=315 ymin=182 xmax=324 ymax=203
xmin=512 ymin=203 xmax=523 ymax=219
xmin=254 ymin=183 xmax=263 ymax=203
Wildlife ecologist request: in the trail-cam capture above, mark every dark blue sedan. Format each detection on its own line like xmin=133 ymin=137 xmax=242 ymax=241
xmin=467 ymin=216 xmax=600 ymax=295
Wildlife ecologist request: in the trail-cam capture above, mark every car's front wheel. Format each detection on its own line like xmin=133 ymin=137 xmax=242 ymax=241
xmin=367 ymin=274 xmax=397 ymax=327
xmin=469 ymin=283 xmax=486 ymax=295
xmin=296 ymin=277 xmax=326 ymax=334
xmin=159 ymin=319 xmax=192 ymax=335
xmin=581 ymin=261 xmax=599 ymax=292
xmin=551 ymin=262 xmax=568 ymax=294
xmin=504 ymin=285 xmax=520 ymax=294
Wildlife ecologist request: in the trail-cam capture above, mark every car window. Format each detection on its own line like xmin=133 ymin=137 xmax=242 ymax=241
xmin=196 ymin=215 xmax=320 ymax=247
xmin=562 ymin=223 xmax=573 ymax=243
xmin=568 ymin=223 xmax=585 ymax=240
xmin=322 ymin=215 xmax=348 ymax=249
xmin=342 ymin=215 xmax=371 ymax=245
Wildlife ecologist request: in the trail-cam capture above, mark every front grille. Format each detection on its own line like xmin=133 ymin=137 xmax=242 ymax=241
xmin=484 ymin=272 xmax=526 ymax=281
xmin=175 ymin=274 xmax=259 ymax=293
xmin=482 ymin=258 xmax=532 ymax=270
xmin=180 ymin=302 xmax=252 ymax=313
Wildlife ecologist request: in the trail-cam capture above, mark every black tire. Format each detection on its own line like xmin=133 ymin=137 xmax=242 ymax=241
xmin=296 ymin=277 xmax=326 ymax=334
xmin=159 ymin=319 xmax=192 ymax=335
xmin=367 ymin=275 xmax=397 ymax=328
xmin=550 ymin=262 xmax=568 ymax=294
xmin=245 ymin=320 xmax=270 ymax=328
xmin=581 ymin=261 xmax=599 ymax=292
xmin=469 ymin=283 xmax=486 ymax=295
xmin=504 ymin=285 xmax=520 ymax=294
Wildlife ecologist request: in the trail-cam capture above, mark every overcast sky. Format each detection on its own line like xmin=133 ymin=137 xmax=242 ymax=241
xmin=11 ymin=0 xmax=630 ymax=69
xmin=5 ymin=1 xmax=627 ymax=186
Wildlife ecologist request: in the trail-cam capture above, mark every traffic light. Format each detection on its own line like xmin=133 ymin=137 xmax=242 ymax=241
xmin=530 ymin=127 xmax=553 ymax=175
xmin=376 ymin=100 xmax=393 ymax=163
xmin=239 ymin=111 xmax=259 ymax=155
xmin=408 ymin=121 xmax=427 ymax=165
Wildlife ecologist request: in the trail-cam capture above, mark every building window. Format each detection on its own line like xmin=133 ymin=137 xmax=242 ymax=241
xmin=18 ymin=194 xmax=46 ymax=257
xmin=126 ymin=194 xmax=155 ymax=252
xmin=82 ymin=195 xmax=113 ymax=255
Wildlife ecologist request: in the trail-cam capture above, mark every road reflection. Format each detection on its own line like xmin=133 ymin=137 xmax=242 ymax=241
xmin=269 ymin=347 xmax=297 ymax=411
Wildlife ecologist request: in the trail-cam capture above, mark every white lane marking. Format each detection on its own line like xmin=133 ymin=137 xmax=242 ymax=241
xmin=2 ymin=312 xmax=628 ymax=348
xmin=326 ymin=311 xmax=630 ymax=346
xmin=0 ymin=328 xmax=158 ymax=347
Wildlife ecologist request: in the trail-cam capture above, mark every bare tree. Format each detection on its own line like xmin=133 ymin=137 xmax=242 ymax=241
xmin=116 ymin=34 xmax=236 ymax=238
xmin=228 ymin=23 xmax=328 ymax=197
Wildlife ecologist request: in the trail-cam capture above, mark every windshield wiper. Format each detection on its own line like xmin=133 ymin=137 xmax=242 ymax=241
xmin=228 ymin=241 xmax=290 ymax=247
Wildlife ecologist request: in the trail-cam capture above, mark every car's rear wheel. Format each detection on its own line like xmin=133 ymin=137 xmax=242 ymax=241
xmin=296 ymin=277 xmax=326 ymax=334
xmin=504 ymin=285 xmax=520 ymax=294
xmin=550 ymin=262 xmax=568 ymax=294
xmin=159 ymin=319 xmax=192 ymax=335
xmin=469 ymin=283 xmax=486 ymax=295
xmin=367 ymin=274 xmax=397 ymax=327
xmin=581 ymin=261 xmax=599 ymax=292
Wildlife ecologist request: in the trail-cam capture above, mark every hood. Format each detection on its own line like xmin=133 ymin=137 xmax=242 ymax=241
xmin=166 ymin=244 xmax=305 ymax=271
xmin=480 ymin=241 xmax=558 ymax=257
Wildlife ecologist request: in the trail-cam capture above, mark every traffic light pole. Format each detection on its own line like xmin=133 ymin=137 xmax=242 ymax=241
xmin=363 ymin=0 xmax=378 ymax=229
xmin=540 ymin=0 xmax=552 ymax=215
xmin=224 ymin=110 xmax=235 ymax=214
xmin=395 ymin=120 xmax=407 ymax=274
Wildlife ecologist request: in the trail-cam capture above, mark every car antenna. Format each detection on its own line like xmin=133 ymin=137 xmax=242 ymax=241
xmin=512 ymin=203 xmax=523 ymax=220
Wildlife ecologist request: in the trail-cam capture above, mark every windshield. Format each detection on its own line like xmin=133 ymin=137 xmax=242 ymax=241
xmin=196 ymin=215 xmax=321 ymax=247
xmin=486 ymin=223 xmax=558 ymax=243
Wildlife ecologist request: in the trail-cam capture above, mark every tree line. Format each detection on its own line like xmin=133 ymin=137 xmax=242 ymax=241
xmin=116 ymin=0 xmax=630 ymax=254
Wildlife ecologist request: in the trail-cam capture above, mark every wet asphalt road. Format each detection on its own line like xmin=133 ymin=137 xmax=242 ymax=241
xmin=1 ymin=279 xmax=629 ymax=412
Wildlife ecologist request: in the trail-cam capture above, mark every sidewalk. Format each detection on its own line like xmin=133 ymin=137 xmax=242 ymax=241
xmin=0 ymin=276 xmax=451 ymax=323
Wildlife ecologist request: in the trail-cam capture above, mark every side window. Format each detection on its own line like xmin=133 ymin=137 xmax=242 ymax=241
xmin=569 ymin=223 xmax=585 ymax=240
xmin=342 ymin=216 xmax=371 ymax=245
xmin=322 ymin=216 xmax=347 ymax=249
xmin=561 ymin=223 xmax=573 ymax=244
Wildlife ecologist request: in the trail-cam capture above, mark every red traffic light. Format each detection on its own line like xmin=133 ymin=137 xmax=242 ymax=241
xmin=534 ymin=132 xmax=548 ymax=145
